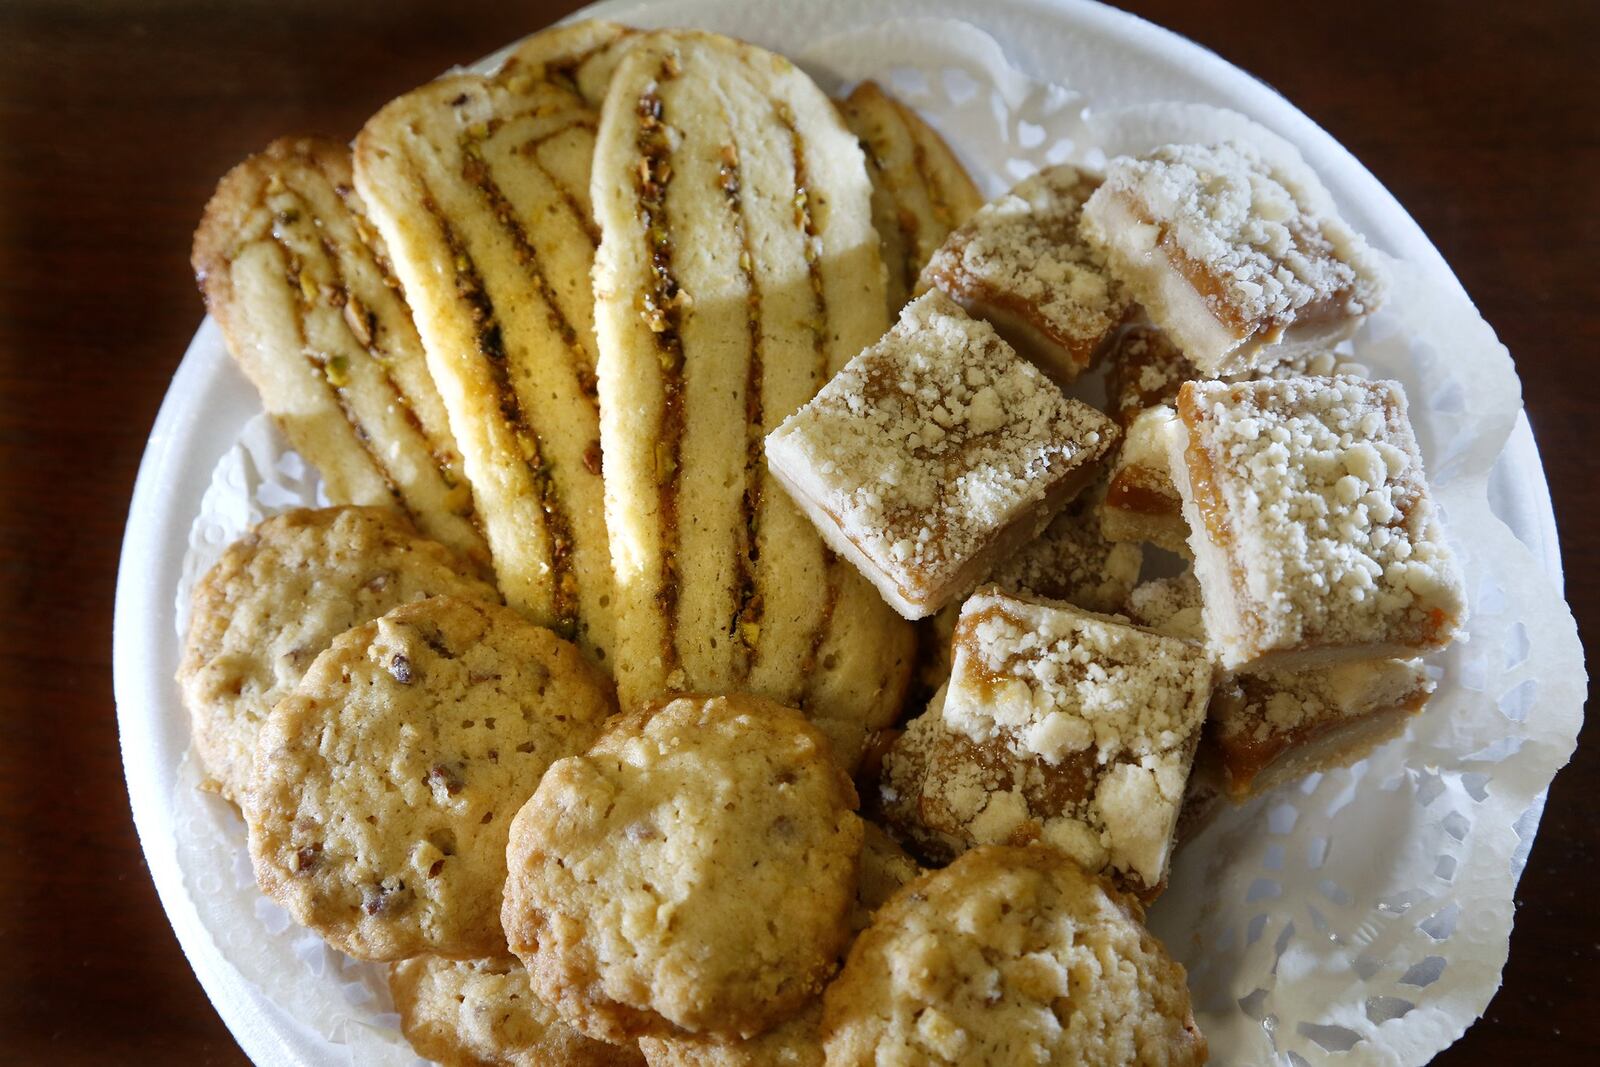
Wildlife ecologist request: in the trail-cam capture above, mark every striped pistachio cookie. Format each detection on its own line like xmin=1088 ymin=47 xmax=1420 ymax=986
xmin=192 ymin=136 xmax=487 ymax=566
xmin=590 ymin=30 xmax=914 ymax=768
xmin=247 ymin=594 xmax=616 ymax=961
xmin=838 ymin=80 xmax=983 ymax=318
xmin=390 ymin=955 xmax=644 ymax=1067
xmin=177 ymin=506 xmax=498 ymax=803
xmin=502 ymin=693 xmax=863 ymax=1044
xmin=821 ymin=845 xmax=1207 ymax=1066
xmin=353 ymin=20 xmax=635 ymax=663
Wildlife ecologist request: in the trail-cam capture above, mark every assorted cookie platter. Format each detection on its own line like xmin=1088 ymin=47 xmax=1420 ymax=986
xmin=115 ymin=5 xmax=1574 ymax=1065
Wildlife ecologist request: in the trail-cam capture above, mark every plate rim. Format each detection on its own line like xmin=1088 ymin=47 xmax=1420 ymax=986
xmin=112 ymin=2 xmax=1567 ymax=1062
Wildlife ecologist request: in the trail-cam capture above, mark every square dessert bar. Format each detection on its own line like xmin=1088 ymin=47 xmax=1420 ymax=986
xmin=1166 ymin=375 xmax=1466 ymax=671
xmin=920 ymin=165 xmax=1134 ymax=387
xmin=881 ymin=588 xmax=1212 ymax=896
xmin=1081 ymin=140 xmax=1389 ymax=377
xmin=1126 ymin=572 xmax=1435 ymax=800
xmin=766 ymin=290 xmax=1118 ymax=620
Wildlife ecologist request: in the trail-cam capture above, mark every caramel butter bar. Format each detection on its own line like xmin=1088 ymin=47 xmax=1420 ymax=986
xmin=766 ymin=290 xmax=1118 ymax=620
xmin=1102 ymin=404 xmax=1190 ymax=556
xmin=1126 ymin=572 xmax=1436 ymax=800
xmin=881 ymin=588 xmax=1212 ymax=897
xmin=921 ymin=165 xmax=1134 ymax=387
xmin=1167 ymin=376 xmax=1464 ymax=671
xmin=1081 ymin=141 xmax=1388 ymax=377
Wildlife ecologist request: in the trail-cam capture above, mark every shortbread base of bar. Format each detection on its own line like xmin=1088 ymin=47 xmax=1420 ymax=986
xmin=769 ymin=455 xmax=1103 ymax=621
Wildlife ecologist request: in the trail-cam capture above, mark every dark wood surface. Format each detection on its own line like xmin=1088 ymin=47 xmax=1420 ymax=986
xmin=0 ymin=0 xmax=1592 ymax=1061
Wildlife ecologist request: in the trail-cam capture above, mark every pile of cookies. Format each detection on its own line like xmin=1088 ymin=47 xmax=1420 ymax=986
xmin=182 ymin=16 xmax=1466 ymax=1066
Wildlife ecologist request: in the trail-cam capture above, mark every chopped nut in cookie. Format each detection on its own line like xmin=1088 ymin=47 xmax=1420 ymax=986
xmin=920 ymin=164 xmax=1133 ymax=386
xmin=1167 ymin=375 xmax=1466 ymax=671
xmin=882 ymin=588 xmax=1212 ymax=896
xmin=1081 ymin=140 xmax=1389 ymax=376
xmin=766 ymin=290 xmax=1118 ymax=620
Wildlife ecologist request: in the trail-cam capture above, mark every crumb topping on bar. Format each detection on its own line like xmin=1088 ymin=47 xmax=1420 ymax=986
xmin=923 ymin=165 xmax=1131 ymax=361
xmin=944 ymin=588 xmax=1211 ymax=767
xmin=1106 ymin=326 xmax=1196 ymax=427
xmin=1124 ymin=573 xmax=1206 ymax=643
xmin=1179 ymin=375 xmax=1464 ymax=654
xmin=768 ymin=291 xmax=1115 ymax=598
xmin=988 ymin=482 xmax=1141 ymax=614
xmin=1093 ymin=141 xmax=1387 ymax=332
xmin=1107 ymin=322 xmax=1370 ymax=429
xmin=1116 ymin=404 xmax=1178 ymax=477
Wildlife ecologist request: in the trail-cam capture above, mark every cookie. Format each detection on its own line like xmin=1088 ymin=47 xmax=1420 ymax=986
xmin=821 ymin=845 xmax=1206 ymax=1066
xmin=590 ymin=30 xmax=914 ymax=769
xmin=177 ymin=506 xmax=498 ymax=802
xmin=390 ymin=955 xmax=643 ymax=1067
xmin=502 ymin=694 xmax=863 ymax=1043
xmin=637 ymin=824 xmax=922 ymax=1067
xmin=247 ymin=594 xmax=616 ymax=960
xmin=191 ymin=136 xmax=488 ymax=567
xmin=638 ymin=1003 xmax=825 ymax=1067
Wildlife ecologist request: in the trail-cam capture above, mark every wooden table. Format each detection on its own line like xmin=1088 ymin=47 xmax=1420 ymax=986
xmin=1 ymin=0 xmax=1592 ymax=1061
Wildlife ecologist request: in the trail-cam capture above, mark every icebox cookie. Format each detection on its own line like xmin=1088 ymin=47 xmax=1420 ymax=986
xmin=353 ymin=20 xmax=634 ymax=659
xmin=178 ymin=505 xmax=498 ymax=802
xmin=1081 ymin=139 xmax=1388 ymax=377
xmin=502 ymin=694 xmax=863 ymax=1043
xmin=1167 ymin=375 xmax=1466 ymax=671
xmin=191 ymin=136 xmax=487 ymax=565
xmin=921 ymin=164 xmax=1132 ymax=386
xmin=389 ymin=955 xmax=643 ymax=1067
xmin=840 ymin=79 xmax=984 ymax=317
xmin=766 ymin=290 xmax=1117 ymax=620
xmin=588 ymin=31 xmax=913 ymax=767
xmin=246 ymin=594 xmax=616 ymax=960
xmin=820 ymin=845 xmax=1206 ymax=1066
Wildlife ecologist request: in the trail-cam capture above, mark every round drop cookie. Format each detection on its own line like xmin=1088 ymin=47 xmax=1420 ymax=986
xmin=390 ymin=955 xmax=644 ymax=1067
xmin=246 ymin=594 xmax=616 ymax=960
xmin=178 ymin=506 xmax=498 ymax=802
xmin=637 ymin=824 xmax=922 ymax=1067
xmin=821 ymin=845 xmax=1206 ymax=1067
xmin=502 ymin=694 xmax=863 ymax=1043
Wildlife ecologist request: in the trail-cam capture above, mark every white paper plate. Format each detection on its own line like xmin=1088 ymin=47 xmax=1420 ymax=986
xmin=114 ymin=2 xmax=1582 ymax=1063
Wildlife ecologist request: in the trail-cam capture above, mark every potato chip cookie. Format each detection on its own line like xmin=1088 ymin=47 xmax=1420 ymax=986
xmin=502 ymin=694 xmax=863 ymax=1043
xmin=178 ymin=506 xmax=497 ymax=802
xmin=821 ymin=845 xmax=1206 ymax=1066
xmin=246 ymin=594 xmax=616 ymax=960
xmin=390 ymin=955 xmax=643 ymax=1067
